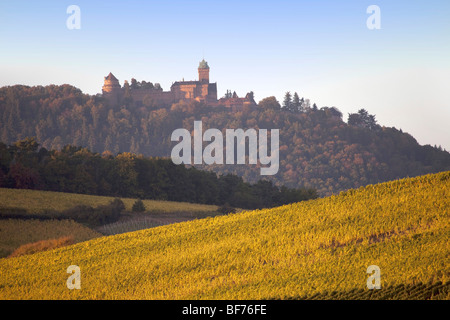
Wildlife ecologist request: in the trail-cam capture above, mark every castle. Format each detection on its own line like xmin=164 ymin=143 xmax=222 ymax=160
xmin=102 ymin=59 xmax=256 ymax=109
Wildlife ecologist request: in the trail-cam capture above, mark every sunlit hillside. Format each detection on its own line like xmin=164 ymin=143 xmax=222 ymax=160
xmin=1 ymin=172 xmax=449 ymax=299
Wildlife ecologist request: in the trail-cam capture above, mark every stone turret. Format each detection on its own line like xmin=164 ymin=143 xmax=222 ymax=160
xmin=198 ymin=59 xmax=210 ymax=83
xmin=102 ymin=72 xmax=122 ymax=104
xmin=102 ymin=72 xmax=121 ymax=93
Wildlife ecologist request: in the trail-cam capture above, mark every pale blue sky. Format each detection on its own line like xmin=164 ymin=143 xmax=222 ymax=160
xmin=1 ymin=0 xmax=449 ymax=150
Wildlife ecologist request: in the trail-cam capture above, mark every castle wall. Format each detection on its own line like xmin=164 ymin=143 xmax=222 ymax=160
xmin=129 ymin=89 xmax=175 ymax=105
xmin=178 ymin=84 xmax=198 ymax=100
xmin=207 ymin=83 xmax=217 ymax=101
xmin=200 ymin=84 xmax=209 ymax=97
xmin=103 ymin=91 xmax=120 ymax=105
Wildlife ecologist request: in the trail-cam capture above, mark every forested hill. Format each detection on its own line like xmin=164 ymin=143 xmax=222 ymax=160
xmin=1 ymin=84 xmax=449 ymax=196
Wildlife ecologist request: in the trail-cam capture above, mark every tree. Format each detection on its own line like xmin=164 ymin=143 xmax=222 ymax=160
xmin=8 ymin=163 xmax=41 ymax=189
xmin=223 ymin=90 xmax=232 ymax=99
xmin=12 ymin=137 xmax=40 ymax=168
xmin=141 ymin=81 xmax=154 ymax=90
xmin=14 ymin=137 xmax=39 ymax=153
xmin=282 ymin=92 xmax=292 ymax=110
xmin=132 ymin=198 xmax=146 ymax=212
xmin=302 ymin=98 xmax=308 ymax=110
xmin=348 ymin=108 xmax=379 ymax=130
xmin=329 ymin=107 xmax=343 ymax=119
xmin=130 ymin=78 xmax=138 ymax=90
xmin=123 ymin=80 xmax=131 ymax=98
xmin=258 ymin=96 xmax=281 ymax=110
xmin=292 ymin=92 xmax=301 ymax=112
xmin=114 ymin=152 xmax=139 ymax=197
xmin=0 ymin=142 xmax=11 ymax=171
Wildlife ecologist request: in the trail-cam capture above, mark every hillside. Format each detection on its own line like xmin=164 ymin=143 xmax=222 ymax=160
xmin=1 ymin=171 xmax=448 ymax=299
xmin=1 ymin=85 xmax=449 ymax=196
xmin=0 ymin=188 xmax=219 ymax=258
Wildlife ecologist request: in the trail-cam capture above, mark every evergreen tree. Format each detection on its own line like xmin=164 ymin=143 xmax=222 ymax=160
xmin=132 ymin=198 xmax=146 ymax=212
xmin=292 ymin=92 xmax=301 ymax=112
xmin=123 ymin=80 xmax=131 ymax=98
xmin=282 ymin=91 xmax=292 ymax=110
xmin=348 ymin=108 xmax=379 ymax=130
xmin=223 ymin=90 xmax=232 ymax=99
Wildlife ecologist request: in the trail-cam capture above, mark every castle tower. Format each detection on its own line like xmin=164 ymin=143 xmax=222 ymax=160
xmin=102 ymin=72 xmax=122 ymax=105
xmin=102 ymin=72 xmax=121 ymax=93
xmin=198 ymin=59 xmax=210 ymax=83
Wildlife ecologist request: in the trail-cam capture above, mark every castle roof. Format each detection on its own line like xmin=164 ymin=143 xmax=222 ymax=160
xmin=198 ymin=59 xmax=209 ymax=69
xmin=171 ymin=80 xmax=202 ymax=86
xmin=105 ymin=72 xmax=118 ymax=81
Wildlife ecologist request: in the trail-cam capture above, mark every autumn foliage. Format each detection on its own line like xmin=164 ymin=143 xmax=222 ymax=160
xmin=1 ymin=84 xmax=449 ymax=196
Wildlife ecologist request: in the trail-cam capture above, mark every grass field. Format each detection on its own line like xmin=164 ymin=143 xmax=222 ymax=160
xmin=0 ymin=171 xmax=448 ymax=299
xmin=0 ymin=188 xmax=219 ymax=214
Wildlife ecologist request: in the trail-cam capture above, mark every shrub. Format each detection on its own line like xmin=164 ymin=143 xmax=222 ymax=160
xmin=95 ymin=201 xmax=122 ymax=225
xmin=218 ymin=203 xmax=236 ymax=214
xmin=57 ymin=198 xmax=125 ymax=226
xmin=0 ymin=200 xmax=125 ymax=227
xmin=110 ymin=198 xmax=126 ymax=212
xmin=0 ymin=207 xmax=28 ymax=219
xmin=132 ymin=199 xmax=146 ymax=212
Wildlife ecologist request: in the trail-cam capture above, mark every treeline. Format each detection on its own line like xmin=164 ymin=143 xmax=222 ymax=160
xmin=0 ymin=199 xmax=125 ymax=227
xmin=0 ymin=138 xmax=318 ymax=209
xmin=1 ymin=84 xmax=450 ymax=195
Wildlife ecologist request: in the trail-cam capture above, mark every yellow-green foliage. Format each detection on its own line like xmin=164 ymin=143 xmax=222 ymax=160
xmin=0 ymin=172 xmax=448 ymax=299
xmin=0 ymin=188 xmax=218 ymax=213
xmin=0 ymin=219 xmax=102 ymax=258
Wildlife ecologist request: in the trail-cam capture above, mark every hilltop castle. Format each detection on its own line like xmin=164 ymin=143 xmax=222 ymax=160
xmin=102 ymin=59 xmax=256 ymax=109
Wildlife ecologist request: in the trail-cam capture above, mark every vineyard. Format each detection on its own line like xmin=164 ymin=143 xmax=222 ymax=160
xmin=0 ymin=171 xmax=449 ymax=299
xmin=284 ymin=281 xmax=450 ymax=300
